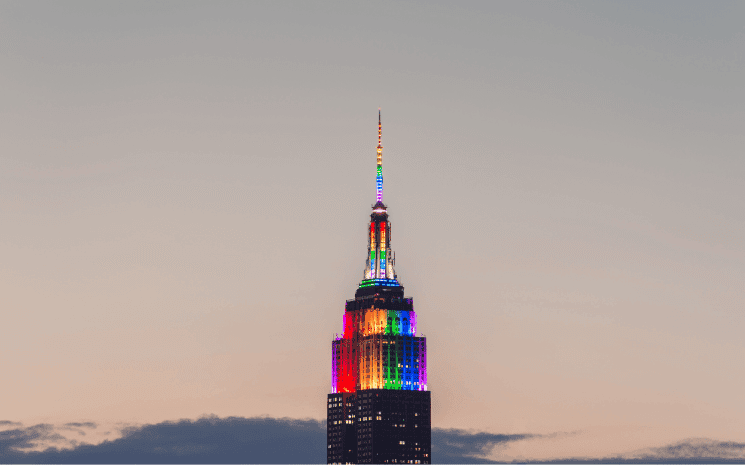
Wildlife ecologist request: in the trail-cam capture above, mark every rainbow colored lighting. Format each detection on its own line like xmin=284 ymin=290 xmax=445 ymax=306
xmin=362 ymin=112 xmax=397 ymax=286
xmin=359 ymin=278 xmax=400 ymax=288
xmin=331 ymin=111 xmax=428 ymax=395
xmin=332 ymin=304 xmax=427 ymax=393
xmin=380 ymin=222 xmax=387 ymax=277
xmin=376 ymin=109 xmax=383 ymax=203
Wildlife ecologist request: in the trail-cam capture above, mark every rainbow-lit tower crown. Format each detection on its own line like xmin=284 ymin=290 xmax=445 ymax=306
xmin=331 ymin=111 xmax=427 ymax=394
xmin=361 ymin=109 xmax=400 ymax=289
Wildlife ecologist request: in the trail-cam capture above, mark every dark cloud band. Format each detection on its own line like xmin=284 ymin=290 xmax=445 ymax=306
xmin=1 ymin=417 xmax=742 ymax=464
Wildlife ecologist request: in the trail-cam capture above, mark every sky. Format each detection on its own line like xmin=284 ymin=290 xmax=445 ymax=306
xmin=1 ymin=0 xmax=744 ymax=462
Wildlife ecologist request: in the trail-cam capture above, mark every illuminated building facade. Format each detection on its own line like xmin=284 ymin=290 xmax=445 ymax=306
xmin=327 ymin=112 xmax=431 ymax=464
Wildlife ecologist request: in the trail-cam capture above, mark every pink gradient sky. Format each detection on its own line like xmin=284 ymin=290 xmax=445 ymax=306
xmin=1 ymin=1 xmax=743 ymax=460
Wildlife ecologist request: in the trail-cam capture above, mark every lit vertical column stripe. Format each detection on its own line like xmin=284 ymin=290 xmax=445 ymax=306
xmin=418 ymin=338 xmax=428 ymax=391
xmin=386 ymin=222 xmax=393 ymax=280
xmin=331 ymin=341 xmax=338 ymax=393
xmin=333 ymin=336 xmax=357 ymax=393
xmin=368 ymin=223 xmax=376 ymax=279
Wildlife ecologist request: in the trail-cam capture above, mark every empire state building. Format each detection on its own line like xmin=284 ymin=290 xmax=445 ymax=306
xmin=327 ymin=111 xmax=431 ymax=464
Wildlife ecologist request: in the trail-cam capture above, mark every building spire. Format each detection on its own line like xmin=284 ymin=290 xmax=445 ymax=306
xmin=376 ymin=108 xmax=383 ymax=204
xmin=361 ymin=109 xmax=399 ymax=287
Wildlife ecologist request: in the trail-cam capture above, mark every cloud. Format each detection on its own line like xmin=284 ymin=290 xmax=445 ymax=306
xmin=432 ymin=428 xmax=536 ymax=463
xmin=0 ymin=416 xmax=530 ymax=464
xmin=626 ymin=438 xmax=745 ymax=462
xmin=0 ymin=421 xmax=23 ymax=426
xmin=525 ymin=438 xmax=745 ymax=464
xmin=0 ymin=416 xmax=327 ymax=464
xmin=57 ymin=422 xmax=98 ymax=437
xmin=63 ymin=422 xmax=97 ymax=429
xmin=0 ymin=424 xmax=67 ymax=454
xmin=1 ymin=417 xmax=743 ymax=464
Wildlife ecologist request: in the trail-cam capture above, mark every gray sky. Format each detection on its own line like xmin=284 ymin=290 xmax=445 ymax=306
xmin=1 ymin=1 xmax=743 ymax=460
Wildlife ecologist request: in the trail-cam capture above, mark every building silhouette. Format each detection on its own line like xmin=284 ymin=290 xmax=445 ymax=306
xmin=327 ymin=111 xmax=431 ymax=464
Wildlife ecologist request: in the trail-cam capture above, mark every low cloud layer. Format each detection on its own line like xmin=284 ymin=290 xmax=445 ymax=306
xmin=0 ymin=416 xmax=326 ymax=464
xmin=1 ymin=416 xmax=743 ymax=464
xmin=0 ymin=421 xmax=22 ymax=426
xmin=529 ymin=438 xmax=745 ymax=464
xmin=432 ymin=428 xmax=535 ymax=463
xmin=0 ymin=423 xmax=68 ymax=455
xmin=63 ymin=422 xmax=97 ymax=429
xmin=625 ymin=438 xmax=745 ymax=463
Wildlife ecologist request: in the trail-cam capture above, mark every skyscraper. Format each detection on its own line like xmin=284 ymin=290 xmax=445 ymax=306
xmin=327 ymin=112 xmax=431 ymax=464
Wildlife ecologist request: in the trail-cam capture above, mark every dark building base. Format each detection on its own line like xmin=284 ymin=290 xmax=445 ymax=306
xmin=328 ymin=392 xmax=358 ymax=464
xmin=328 ymin=390 xmax=431 ymax=464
